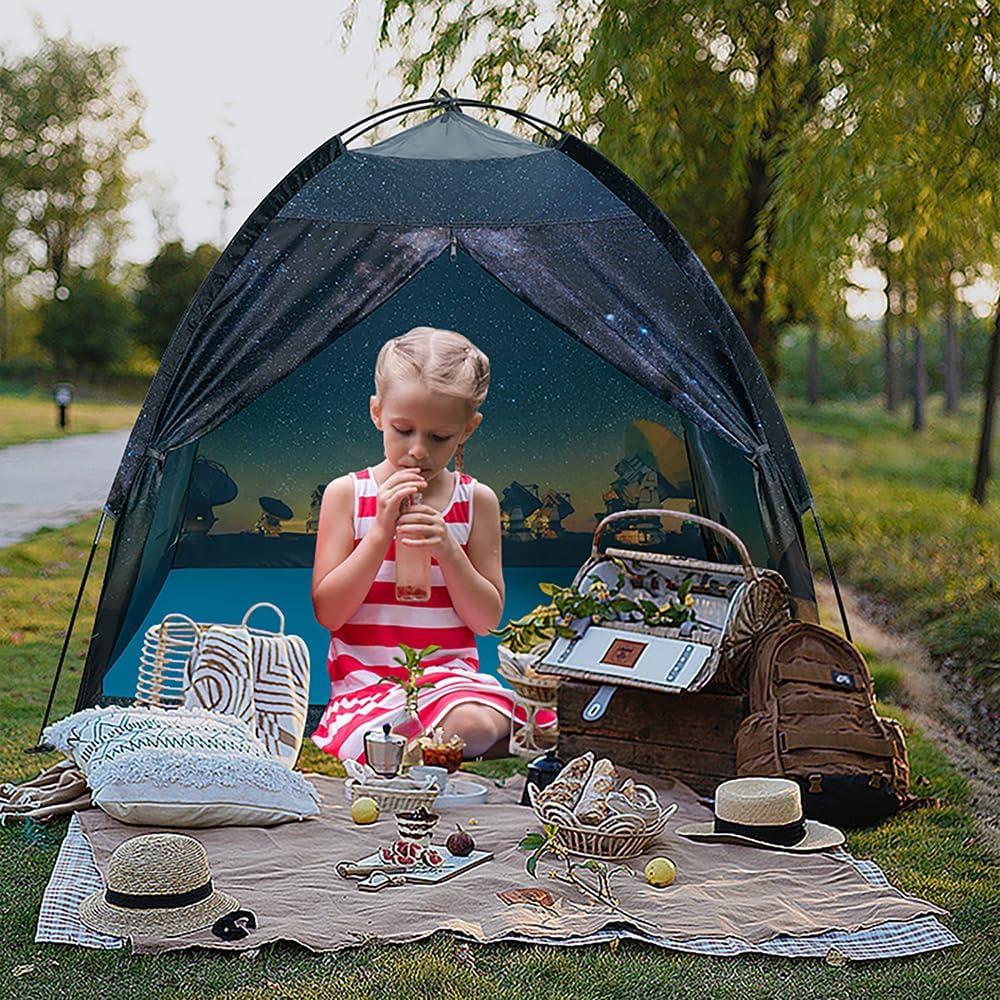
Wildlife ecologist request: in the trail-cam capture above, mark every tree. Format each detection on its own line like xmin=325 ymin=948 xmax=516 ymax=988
xmin=972 ymin=305 xmax=999 ymax=505
xmin=367 ymin=2 xmax=864 ymax=380
xmin=37 ymin=271 xmax=133 ymax=374
xmin=363 ymin=2 xmax=978 ymax=384
xmin=133 ymin=241 xmax=219 ymax=357
xmin=210 ymin=131 xmax=234 ymax=248
xmin=0 ymin=25 xmax=146 ymax=295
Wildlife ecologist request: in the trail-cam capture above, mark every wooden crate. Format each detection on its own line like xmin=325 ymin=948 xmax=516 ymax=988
xmin=557 ymin=679 xmax=748 ymax=796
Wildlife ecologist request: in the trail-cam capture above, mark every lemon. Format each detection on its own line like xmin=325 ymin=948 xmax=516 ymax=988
xmin=644 ymin=856 xmax=676 ymax=888
xmin=351 ymin=796 xmax=380 ymax=825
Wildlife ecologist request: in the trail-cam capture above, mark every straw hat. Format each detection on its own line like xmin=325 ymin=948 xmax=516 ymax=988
xmin=675 ymin=777 xmax=844 ymax=852
xmin=79 ymin=833 xmax=240 ymax=938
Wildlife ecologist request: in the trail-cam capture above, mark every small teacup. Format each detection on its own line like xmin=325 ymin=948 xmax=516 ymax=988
xmin=409 ymin=765 xmax=447 ymax=792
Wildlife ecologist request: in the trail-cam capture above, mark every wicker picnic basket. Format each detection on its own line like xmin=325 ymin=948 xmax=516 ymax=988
xmin=538 ymin=508 xmax=790 ymax=692
xmin=345 ymin=779 xmax=439 ymax=814
xmin=527 ymin=781 xmax=677 ymax=860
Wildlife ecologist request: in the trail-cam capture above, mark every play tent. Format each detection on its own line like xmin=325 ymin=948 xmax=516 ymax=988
xmin=56 ymin=97 xmax=841 ymax=718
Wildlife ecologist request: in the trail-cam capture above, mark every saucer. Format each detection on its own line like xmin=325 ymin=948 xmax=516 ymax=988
xmin=434 ymin=778 xmax=488 ymax=809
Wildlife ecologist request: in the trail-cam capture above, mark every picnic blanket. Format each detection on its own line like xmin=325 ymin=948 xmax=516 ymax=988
xmin=52 ymin=772 xmax=956 ymax=958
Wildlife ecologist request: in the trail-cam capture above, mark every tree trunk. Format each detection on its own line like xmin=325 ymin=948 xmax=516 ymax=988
xmin=971 ymin=306 xmax=1000 ymax=505
xmin=882 ymin=313 xmax=897 ymax=411
xmin=883 ymin=256 xmax=897 ymax=411
xmin=806 ymin=324 xmax=820 ymax=404
xmin=0 ymin=265 xmax=8 ymax=363
xmin=942 ymin=269 xmax=960 ymax=412
xmin=911 ymin=326 xmax=927 ymax=432
xmin=731 ymin=34 xmax=779 ymax=384
xmin=733 ymin=152 xmax=777 ymax=381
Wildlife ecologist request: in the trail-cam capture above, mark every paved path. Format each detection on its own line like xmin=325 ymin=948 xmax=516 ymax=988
xmin=0 ymin=429 xmax=131 ymax=548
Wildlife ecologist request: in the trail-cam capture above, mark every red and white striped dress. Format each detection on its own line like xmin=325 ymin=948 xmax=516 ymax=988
xmin=311 ymin=466 xmax=545 ymax=763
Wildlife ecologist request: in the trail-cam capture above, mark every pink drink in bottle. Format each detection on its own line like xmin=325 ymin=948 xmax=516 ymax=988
xmin=395 ymin=492 xmax=431 ymax=602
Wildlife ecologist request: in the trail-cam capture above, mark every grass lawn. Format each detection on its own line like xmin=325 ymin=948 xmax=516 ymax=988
xmin=0 ymin=519 xmax=997 ymax=999
xmin=785 ymin=396 xmax=999 ymax=703
xmin=0 ymin=392 xmax=138 ymax=450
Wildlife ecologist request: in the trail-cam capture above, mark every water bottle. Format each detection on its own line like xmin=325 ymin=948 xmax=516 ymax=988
xmin=394 ymin=492 xmax=431 ymax=602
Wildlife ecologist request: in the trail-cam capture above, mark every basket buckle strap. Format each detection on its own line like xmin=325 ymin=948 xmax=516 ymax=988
xmin=778 ymin=728 xmax=895 ymax=759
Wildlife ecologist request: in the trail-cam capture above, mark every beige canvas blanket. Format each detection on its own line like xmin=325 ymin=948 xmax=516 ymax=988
xmin=76 ymin=771 xmax=946 ymax=955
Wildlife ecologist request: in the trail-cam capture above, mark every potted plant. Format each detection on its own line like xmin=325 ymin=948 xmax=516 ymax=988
xmin=380 ymin=643 xmax=441 ymax=763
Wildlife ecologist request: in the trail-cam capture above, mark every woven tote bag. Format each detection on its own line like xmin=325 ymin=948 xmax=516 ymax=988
xmin=182 ymin=603 xmax=310 ymax=768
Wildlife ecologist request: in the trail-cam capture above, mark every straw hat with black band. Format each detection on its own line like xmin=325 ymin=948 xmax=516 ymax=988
xmin=675 ymin=777 xmax=844 ymax=852
xmin=79 ymin=832 xmax=255 ymax=940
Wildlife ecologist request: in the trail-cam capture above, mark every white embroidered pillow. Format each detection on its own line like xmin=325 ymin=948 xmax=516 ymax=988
xmin=43 ymin=705 xmax=266 ymax=774
xmin=87 ymin=750 xmax=321 ymax=828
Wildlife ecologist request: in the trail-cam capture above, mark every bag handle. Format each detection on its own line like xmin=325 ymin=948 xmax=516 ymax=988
xmin=241 ymin=602 xmax=286 ymax=634
xmin=591 ymin=508 xmax=756 ymax=580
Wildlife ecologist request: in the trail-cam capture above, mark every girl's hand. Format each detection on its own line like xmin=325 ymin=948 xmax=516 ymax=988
xmin=395 ymin=504 xmax=456 ymax=559
xmin=374 ymin=469 xmax=427 ymax=539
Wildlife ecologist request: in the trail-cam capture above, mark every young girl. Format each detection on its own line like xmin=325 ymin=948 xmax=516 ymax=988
xmin=310 ymin=326 xmax=536 ymax=763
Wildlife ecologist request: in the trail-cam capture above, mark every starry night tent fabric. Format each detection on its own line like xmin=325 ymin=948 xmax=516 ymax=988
xmin=70 ymin=105 xmax=821 ymax=711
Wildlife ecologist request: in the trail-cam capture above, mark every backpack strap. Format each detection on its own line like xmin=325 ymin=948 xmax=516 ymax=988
xmin=776 ymin=661 xmax=864 ymax=691
xmin=779 ymin=728 xmax=895 ymax=759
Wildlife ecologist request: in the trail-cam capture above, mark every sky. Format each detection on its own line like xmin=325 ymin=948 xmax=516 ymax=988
xmin=2 ymin=1 xmax=403 ymax=263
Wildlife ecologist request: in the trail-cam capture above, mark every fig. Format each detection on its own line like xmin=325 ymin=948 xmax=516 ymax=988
xmin=446 ymin=825 xmax=475 ymax=857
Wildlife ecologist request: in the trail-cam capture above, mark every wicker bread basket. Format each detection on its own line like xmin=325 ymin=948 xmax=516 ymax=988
xmin=497 ymin=662 xmax=559 ymax=703
xmin=497 ymin=645 xmax=559 ymax=703
xmin=527 ymin=781 xmax=676 ymax=860
xmin=345 ymin=779 xmax=438 ymax=814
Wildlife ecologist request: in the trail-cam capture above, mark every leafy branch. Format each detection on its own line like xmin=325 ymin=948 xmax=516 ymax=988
xmin=491 ymin=558 xmax=695 ymax=652
xmin=380 ymin=643 xmax=442 ymax=710
xmin=517 ymin=825 xmax=653 ymax=928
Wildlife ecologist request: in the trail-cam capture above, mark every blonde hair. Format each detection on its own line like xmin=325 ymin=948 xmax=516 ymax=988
xmin=374 ymin=326 xmax=490 ymax=473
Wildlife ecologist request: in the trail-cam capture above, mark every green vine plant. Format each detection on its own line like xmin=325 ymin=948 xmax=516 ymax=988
xmin=381 ymin=643 xmax=442 ymax=711
xmin=491 ymin=557 xmax=696 ymax=653
xmin=517 ymin=824 xmax=654 ymax=929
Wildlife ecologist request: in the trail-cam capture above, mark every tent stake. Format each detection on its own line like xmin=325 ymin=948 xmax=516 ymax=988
xmin=810 ymin=506 xmax=852 ymax=642
xmin=25 ymin=511 xmax=108 ymax=753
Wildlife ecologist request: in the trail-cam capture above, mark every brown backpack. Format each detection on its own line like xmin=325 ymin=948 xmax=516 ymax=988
xmin=734 ymin=621 xmax=910 ymax=827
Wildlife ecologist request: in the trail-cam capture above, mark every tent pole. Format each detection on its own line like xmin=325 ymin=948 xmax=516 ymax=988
xmin=25 ymin=511 xmax=108 ymax=753
xmin=810 ymin=506 xmax=852 ymax=642
xmin=338 ymin=95 xmax=568 ymax=147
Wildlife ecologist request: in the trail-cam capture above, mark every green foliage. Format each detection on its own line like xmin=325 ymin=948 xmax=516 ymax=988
xmin=366 ymin=1 xmax=997 ymax=383
xmin=492 ymin=565 xmax=694 ymax=652
xmin=780 ymin=315 xmax=994 ymax=402
xmin=382 ymin=642 xmax=443 ymax=709
xmin=133 ymin=240 xmax=219 ymax=357
xmin=0 ymin=25 xmax=147 ymax=290
xmin=36 ymin=271 xmax=133 ymax=373
xmin=789 ymin=397 xmax=999 ymax=699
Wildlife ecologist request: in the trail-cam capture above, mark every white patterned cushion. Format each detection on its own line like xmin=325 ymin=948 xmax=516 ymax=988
xmin=43 ymin=706 xmax=267 ymax=774
xmin=246 ymin=632 xmax=310 ymax=767
xmin=87 ymin=750 xmax=320 ymax=828
xmin=183 ymin=625 xmax=256 ymax=724
xmin=182 ymin=625 xmax=310 ymax=768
